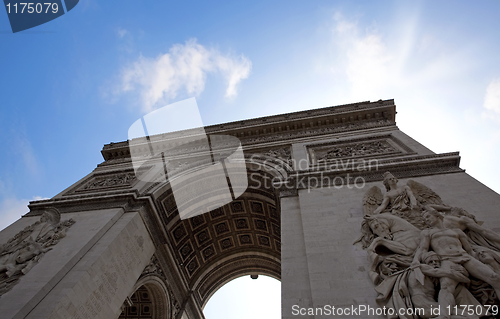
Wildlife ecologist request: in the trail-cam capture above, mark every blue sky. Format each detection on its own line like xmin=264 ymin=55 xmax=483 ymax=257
xmin=1 ymin=1 xmax=500 ymax=318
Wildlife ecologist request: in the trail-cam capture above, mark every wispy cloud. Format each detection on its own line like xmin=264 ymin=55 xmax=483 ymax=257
xmin=331 ymin=13 xmax=395 ymax=100
xmin=0 ymin=197 xmax=29 ymax=231
xmin=328 ymin=12 xmax=468 ymax=101
xmin=484 ymin=78 xmax=500 ymax=115
xmin=0 ymin=176 xmax=46 ymax=231
xmin=326 ymin=11 xmax=500 ymax=194
xmin=15 ymin=137 xmax=39 ymax=177
xmin=118 ymin=39 xmax=251 ymax=112
xmin=117 ymin=28 xmax=128 ymax=39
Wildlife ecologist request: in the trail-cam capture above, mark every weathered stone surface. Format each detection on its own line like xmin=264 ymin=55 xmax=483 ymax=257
xmin=2 ymin=99 xmax=500 ymax=319
xmin=0 ymin=208 xmax=124 ymax=318
xmin=27 ymin=212 xmax=155 ymax=319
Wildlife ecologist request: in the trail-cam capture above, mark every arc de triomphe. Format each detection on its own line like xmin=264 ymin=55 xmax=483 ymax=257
xmin=2 ymin=99 xmax=500 ymax=319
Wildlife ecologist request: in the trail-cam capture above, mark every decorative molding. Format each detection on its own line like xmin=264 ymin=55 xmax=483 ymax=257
xmin=26 ymin=191 xmax=140 ymax=217
xmin=239 ymin=119 xmax=393 ymax=146
xmin=271 ymin=153 xmax=463 ymax=193
xmin=100 ymin=99 xmax=396 ymax=162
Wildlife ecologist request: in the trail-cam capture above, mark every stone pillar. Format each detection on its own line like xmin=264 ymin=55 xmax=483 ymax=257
xmin=0 ymin=208 xmax=155 ymax=319
xmin=281 ymin=190 xmax=313 ymax=319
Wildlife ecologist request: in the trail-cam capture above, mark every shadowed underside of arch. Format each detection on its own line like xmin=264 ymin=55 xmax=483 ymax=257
xmin=119 ymin=276 xmax=171 ymax=319
xmin=151 ymin=159 xmax=285 ymax=307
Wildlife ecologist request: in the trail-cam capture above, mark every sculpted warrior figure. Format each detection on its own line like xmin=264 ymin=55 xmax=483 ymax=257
xmin=408 ymin=251 xmax=484 ymax=319
xmin=475 ymin=247 xmax=500 ymax=274
xmin=412 ymin=208 xmax=500 ymax=318
xmin=364 ymin=213 xmax=421 ymax=256
xmin=430 ymin=204 xmax=500 ymax=252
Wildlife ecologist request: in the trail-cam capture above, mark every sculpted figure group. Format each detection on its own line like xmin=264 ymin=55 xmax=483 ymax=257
xmin=356 ymin=172 xmax=500 ymax=319
xmin=0 ymin=208 xmax=75 ymax=297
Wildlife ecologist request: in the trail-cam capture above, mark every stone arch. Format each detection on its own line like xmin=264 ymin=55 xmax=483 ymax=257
xmin=146 ymin=154 xmax=287 ymax=313
xmin=120 ymin=275 xmax=171 ymax=319
xmin=195 ymin=252 xmax=280 ymax=308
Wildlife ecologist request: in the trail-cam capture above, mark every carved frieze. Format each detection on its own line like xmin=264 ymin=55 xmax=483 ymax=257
xmin=80 ymin=172 xmax=136 ymax=191
xmin=307 ymin=134 xmax=412 ymax=166
xmin=0 ymin=208 xmax=75 ymax=297
xmin=242 ymin=119 xmax=393 ymax=145
xmin=317 ymin=140 xmax=396 ymax=160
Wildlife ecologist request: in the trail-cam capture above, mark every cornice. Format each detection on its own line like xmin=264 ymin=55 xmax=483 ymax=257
xmin=277 ymin=152 xmax=463 ymax=193
xmin=101 ymin=99 xmax=395 ymax=161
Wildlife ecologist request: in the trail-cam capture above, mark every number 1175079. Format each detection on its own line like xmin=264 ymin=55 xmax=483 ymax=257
xmin=5 ymin=2 xmax=59 ymax=14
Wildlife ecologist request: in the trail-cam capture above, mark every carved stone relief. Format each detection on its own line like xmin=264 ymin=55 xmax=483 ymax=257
xmin=80 ymin=172 xmax=136 ymax=191
xmin=355 ymin=172 xmax=500 ymax=318
xmin=141 ymin=255 xmax=166 ymax=280
xmin=262 ymin=147 xmax=292 ymax=165
xmin=139 ymin=255 xmax=181 ymax=318
xmin=0 ymin=208 xmax=75 ymax=297
xmin=308 ymin=135 xmax=413 ymax=166
xmin=318 ymin=140 xmax=396 ymax=160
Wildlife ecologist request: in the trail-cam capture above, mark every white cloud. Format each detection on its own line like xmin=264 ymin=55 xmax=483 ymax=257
xmin=331 ymin=13 xmax=395 ymax=100
xmin=328 ymin=12 xmax=472 ymax=102
xmin=15 ymin=137 xmax=39 ymax=177
xmin=117 ymin=28 xmax=128 ymax=38
xmin=119 ymin=39 xmax=251 ymax=112
xmin=322 ymin=11 xmax=500 ymax=195
xmin=0 ymin=196 xmax=48 ymax=231
xmin=0 ymin=197 xmax=29 ymax=231
xmin=484 ymin=78 xmax=500 ymax=114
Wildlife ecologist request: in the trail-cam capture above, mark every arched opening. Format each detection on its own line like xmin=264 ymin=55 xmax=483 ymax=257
xmin=135 ymin=152 xmax=289 ymax=318
xmin=119 ymin=276 xmax=170 ymax=319
xmin=119 ymin=286 xmax=153 ymax=319
xmin=203 ymin=275 xmax=281 ymax=319
xmin=149 ymin=155 xmax=287 ymax=305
